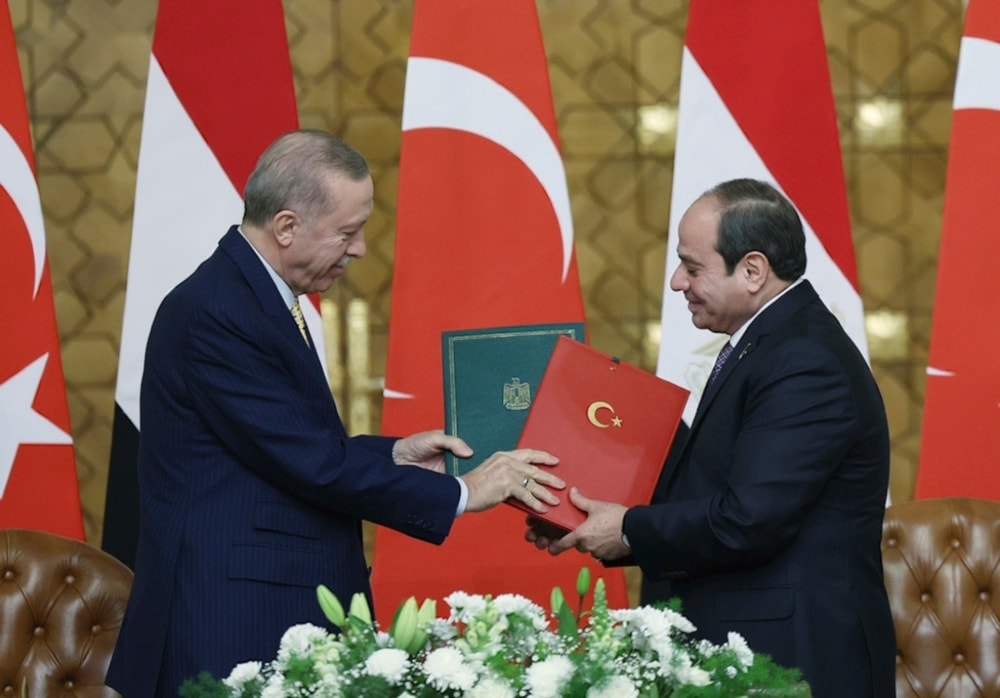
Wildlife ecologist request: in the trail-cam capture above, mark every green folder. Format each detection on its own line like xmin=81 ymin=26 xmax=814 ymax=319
xmin=442 ymin=322 xmax=586 ymax=475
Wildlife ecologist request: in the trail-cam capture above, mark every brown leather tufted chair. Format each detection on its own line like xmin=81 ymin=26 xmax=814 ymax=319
xmin=0 ymin=529 xmax=132 ymax=697
xmin=881 ymin=497 xmax=1000 ymax=697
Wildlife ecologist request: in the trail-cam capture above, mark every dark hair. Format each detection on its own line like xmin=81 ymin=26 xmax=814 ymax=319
xmin=242 ymin=129 xmax=370 ymax=226
xmin=703 ymin=178 xmax=806 ymax=281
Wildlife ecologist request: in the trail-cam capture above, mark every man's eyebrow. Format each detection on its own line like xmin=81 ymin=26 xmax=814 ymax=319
xmin=677 ymin=252 xmax=701 ymax=266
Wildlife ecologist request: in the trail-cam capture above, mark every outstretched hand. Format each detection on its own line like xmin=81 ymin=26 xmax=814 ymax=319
xmin=529 ymin=487 xmax=630 ymax=562
xmin=460 ymin=449 xmax=564 ymax=514
xmin=392 ymin=430 xmax=473 ymax=473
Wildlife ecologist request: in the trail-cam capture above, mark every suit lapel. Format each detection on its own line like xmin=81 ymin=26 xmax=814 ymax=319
xmin=654 ymin=281 xmax=822 ymax=498
xmin=218 ymin=226 xmax=328 ymax=378
xmin=689 ymin=338 xmax=754 ymax=429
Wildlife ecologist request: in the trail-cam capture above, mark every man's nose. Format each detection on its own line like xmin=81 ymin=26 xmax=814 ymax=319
xmin=349 ymin=232 xmax=366 ymax=258
xmin=669 ymin=266 xmax=686 ymax=292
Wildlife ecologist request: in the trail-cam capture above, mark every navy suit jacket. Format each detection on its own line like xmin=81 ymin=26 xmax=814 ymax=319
xmin=625 ymin=281 xmax=895 ymax=697
xmin=106 ymin=227 xmax=460 ymax=697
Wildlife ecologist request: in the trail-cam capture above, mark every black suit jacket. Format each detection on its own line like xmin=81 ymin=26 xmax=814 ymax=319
xmin=626 ymin=281 xmax=895 ymax=697
xmin=107 ymin=227 xmax=461 ymax=697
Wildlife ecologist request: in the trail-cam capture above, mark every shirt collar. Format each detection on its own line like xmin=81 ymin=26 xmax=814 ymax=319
xmin=728 ymin=277 xmax=804 ymax=347
xmin=239 ymin=226 xmax=297 ymax=310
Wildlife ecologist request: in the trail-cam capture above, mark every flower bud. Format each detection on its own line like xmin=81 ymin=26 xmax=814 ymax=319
xmin=576 ymin=567 xmax=591 ymax=598
xmin=550 ymin=586 xmax=565 ymax=615
xmin=316 ymin=585 xmax=345 ymax=627
xmin=349 ymin=592 xmax=373 ymax=626
xmin=391 ymin=597 xmax=419 ymax=651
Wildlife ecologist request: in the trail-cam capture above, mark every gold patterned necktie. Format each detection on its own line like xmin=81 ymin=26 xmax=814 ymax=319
xmin=291 ymin=298 xmax=310 ymax=346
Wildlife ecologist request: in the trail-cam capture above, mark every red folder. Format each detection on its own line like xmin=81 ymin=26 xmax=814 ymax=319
xmin=511 ymin=336 xmax=689 ymax=531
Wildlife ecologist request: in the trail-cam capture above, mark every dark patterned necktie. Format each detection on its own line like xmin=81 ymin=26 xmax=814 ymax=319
xmin=709 ymin=341 xmax=734 ymax=384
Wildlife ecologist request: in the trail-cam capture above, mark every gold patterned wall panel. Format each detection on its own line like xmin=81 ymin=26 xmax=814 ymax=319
xmin=10 ymin=0 xmax=962 ymax=545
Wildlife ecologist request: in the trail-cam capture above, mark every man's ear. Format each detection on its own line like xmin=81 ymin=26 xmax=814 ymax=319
xmin=741 ymin=251 xmax=771 ymax=292
xmin=272 ymin=210 xmax=298 ymax=248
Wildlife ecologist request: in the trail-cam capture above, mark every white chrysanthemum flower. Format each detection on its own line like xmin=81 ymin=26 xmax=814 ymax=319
xmin=586 ymin=674 xmax=639 ymax=698
xmin=674 ymin=663 xmax=712 ymax=687
xmin=726 ymin=632 xmax=754 ymax=668
xmin=695 ymin=638 xmax=719 ymax=657
xmin=223 ymin=661 xmax=262 ymax=690
xmin=276 ymin=623 xmax=327 ymax=662
xmin=465 ymin=676 xmax=517 ymax=698
xmin=260 ymin=676 xmax=287 ymax=698
xmin=445 ymin=591 xmax=489 ymax=622
xmin=493 ymin=593 xmax=549 ymax=631
xmin=524 ymin=655 xmax=575 ymax=698
xmin=726 ymin=665 xmax=738 ymax=679
xmin=364 ymin=647 xmax=410 ymax=684
xmin=422 ymin=646 xmax=478 ymax=692
xmin=492 ymin=593 xmax=541 ymax=616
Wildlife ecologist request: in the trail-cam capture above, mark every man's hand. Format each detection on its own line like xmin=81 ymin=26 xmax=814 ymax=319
xmin=460 ymin=449 xmax=564 ymax=513
xmin=524 ymin=516 xmax=567 ymax=549
xmin=539 ymin=488 xmax=630 ymax=562
xmin=393 ymin=430 xmax=473 ymax=473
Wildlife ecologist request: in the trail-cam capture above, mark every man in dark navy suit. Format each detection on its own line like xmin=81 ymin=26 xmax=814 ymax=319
xmin=106 ymin=130 xmax=564 ymax=697
xmin=529 ymin=179 xmax=895 ymax=697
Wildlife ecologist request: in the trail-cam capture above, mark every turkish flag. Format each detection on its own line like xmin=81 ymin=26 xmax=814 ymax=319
xmin=917 ymin=0 xmax=1000 ymax=500
xmin=0 ymin=0 xmax=83 ymax=537
xmin=371 ymin=0 xmax=628 ymax=625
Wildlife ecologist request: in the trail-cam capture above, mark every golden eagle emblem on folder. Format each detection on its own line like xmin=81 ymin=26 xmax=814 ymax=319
xmin=503 ymin=378 xmax=531 ymax=411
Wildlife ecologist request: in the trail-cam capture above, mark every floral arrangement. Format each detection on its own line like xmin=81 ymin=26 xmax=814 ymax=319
xmin=181 ymin=569 xmax=809 ymax=697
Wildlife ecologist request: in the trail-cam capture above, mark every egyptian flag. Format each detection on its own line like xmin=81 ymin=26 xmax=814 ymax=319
xmin=370 ymin=0 xmax=628 ymax=623
xmin=658 ymin=0 xmax=869 ymax=423
xmin=101 ymin=0 xmax=319 ymax=565
xmin=0 ymin=1 xmax=83 ymax=537
xmin=916 ymin=0 xmax=1000 ymax=500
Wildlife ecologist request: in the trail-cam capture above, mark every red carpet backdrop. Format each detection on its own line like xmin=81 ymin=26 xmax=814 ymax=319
xmin=0 ymin=0 xmax=83 ymax=537
xmin=101 ymin=0 xmax=323 ymax=565
xmin=917 ymin=0 xmax=1000 ymax=500
xmin=657 ymin=0 xmax=870 ymax=424
xmin=372 ymin=0 xmax=627 ymax=624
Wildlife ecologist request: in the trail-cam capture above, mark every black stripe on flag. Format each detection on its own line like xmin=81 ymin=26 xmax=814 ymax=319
xmin=102 ymin=403 xmax=140 ymax=568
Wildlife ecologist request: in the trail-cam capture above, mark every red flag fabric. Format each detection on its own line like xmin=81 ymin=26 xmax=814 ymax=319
xmin=0 ymin=0 xmax=84 ymax=537
xmin=101 ymin=0 xmax=317 ymax=565
xmin=658 ymin=0 xmax=869 ymax=423
xmin=371 ymin=0 xmax=627 ymax=623
xmin=916 ymin=0 xmax=1000 ymax=499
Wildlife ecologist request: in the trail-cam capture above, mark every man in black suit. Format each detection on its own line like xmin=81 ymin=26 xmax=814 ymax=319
xmin=529 ymin=178 xmax=895 ymax=697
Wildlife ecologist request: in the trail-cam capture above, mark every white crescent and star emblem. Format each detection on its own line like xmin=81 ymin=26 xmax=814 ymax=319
xmin=0 ymin=127 xmax=75 ymax=499
xmin=401 ymin=57 xmax=574 ymax=282
xmin=0 ymin=124 xmax=46 ymax=298
xmin=587 ymin=401 xmax=622 ymax=428
xmin=0 ymin=354 xmax=73 ymax=498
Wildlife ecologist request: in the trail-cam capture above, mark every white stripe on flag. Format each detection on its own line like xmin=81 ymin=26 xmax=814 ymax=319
xmin=953 ymin=37 xmax=1000 ymax=111
xmin=116 ymin=56 xmax=243 ymax=427
xmin=658 ymin=49 xmax=868 ymax=422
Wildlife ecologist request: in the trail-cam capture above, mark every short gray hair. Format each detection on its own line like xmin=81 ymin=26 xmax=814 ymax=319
xmin=242 ymin=129 xmax=369 ymax=226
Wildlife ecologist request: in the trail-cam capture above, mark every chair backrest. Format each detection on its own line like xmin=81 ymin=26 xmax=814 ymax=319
xmin=0 ymin=529 xmax=133 ymax=697
xmin=881 ymin=497 xmax=1000 ymax=697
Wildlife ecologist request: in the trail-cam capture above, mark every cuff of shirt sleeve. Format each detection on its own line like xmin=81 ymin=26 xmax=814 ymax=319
xmin=455 ymin=476 xmax=469 ymax=516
